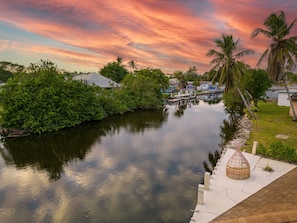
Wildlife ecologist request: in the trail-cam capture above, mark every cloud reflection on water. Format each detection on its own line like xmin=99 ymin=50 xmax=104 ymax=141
xmin=0 ymin=101 xmax=228 ymax=223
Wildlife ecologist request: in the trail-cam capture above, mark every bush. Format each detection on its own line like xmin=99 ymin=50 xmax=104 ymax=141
xmin=257 ymin=142 xmax=297 ymax=163
xmin=0 ymin=61 xmax=107 ymax=133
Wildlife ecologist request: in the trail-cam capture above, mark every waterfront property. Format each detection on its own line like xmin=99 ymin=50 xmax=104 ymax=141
xmin=190 ymin=148 xmax=297 ymax=223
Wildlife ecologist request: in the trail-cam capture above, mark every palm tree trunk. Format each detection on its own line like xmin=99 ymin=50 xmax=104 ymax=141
xmin=236 ymin=87 xmax=257 ymax=119
xmin=283 ymin=80 xmax=297 ymax=121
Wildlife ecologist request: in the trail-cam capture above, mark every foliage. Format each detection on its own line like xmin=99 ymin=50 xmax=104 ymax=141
xmin=173 ymin=67 xmax=200 ymax=88
xmin=0 ymin=67 xmax=13 ymax=83
xmin=222 ymin=87 xmax=245 ymax=115
xmin=287 ymin=72 xmax=297 ymax=84
xmin=135 ymin=68 xmax=169 ymax=91
xmin=121 ymin=71 xmax=164 ymax=110
xmin=257 ymin=142 xmax=297 ymax=164
xmin=0 ymin=61 xmax=25 ymax=82
xmin=173 ymin=70 xmax=187 ymax=89
xmin=97 ymin=88 xmax=130 ymax=115
xmin=128 ymin=60 xmax=137 ymax=73
xmin=243 ymin=69 xmax=272 ymax=106
xmin=0 ymin=60 xmax=169 ymax=134
xmin=251 ymin=11 xmax=297 ymax=83
xmin=99 ymin=60 xmax=128 ymax=83
xmin=0 ymin=60 xmax=106 ymax=133
xmin=206 ymin=70 xmax=219 ymax=82
xmin=252 ymin=11 xmax=297 ymax=120
xmin=199 ymin=72 xmax=209 ymax=81
xmin=263 ymin=164 xmax=274 ymax=172
xmin=116 ymin=56 xmax=123 ymax=64
xmin=207 ymin=34 xmax=254 ymax=92
xmin=185 ymin=66 xmax=200 ymax=86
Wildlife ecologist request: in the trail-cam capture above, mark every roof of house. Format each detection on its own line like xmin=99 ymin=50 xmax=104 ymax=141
xmin=291 ymin=92 xmax=297 ymax=101
xmin=210 ymin=167 xmax=297 ymax=223
xmin=74 ymin=72 xmax=121 ymax=88
xmin=169 ymin=78 xmax=179 ymax=85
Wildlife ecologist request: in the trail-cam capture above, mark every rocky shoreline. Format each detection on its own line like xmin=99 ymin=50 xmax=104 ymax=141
xmin=0 ymin=128 xmax=30 ymax=138
xmin=225 ymin=115 xmax=253 ymax=149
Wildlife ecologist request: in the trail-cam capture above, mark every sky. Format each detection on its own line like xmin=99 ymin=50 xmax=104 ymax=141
xmin=0 ymin=0 xmax=297 ymax=74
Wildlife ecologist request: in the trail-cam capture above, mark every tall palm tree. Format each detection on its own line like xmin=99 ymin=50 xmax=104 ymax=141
xmin=128 ymin=60 xmax=137 ymax=73
xmin=251 ymin=11 xmax=297 ymax=120
xmin=116 ymin=56 xmax=123 ymax=65
xmin=207 ymin=34 xmax=254 ymax=92
xmin=207 ymin=34 xmax=256 ymax=118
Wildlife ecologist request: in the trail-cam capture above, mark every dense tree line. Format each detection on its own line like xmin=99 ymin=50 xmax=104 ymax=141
xmin=0 ymin=61 xmax=106 ymax=133
xmin=0 ymin=60 xmax=168 ymax=134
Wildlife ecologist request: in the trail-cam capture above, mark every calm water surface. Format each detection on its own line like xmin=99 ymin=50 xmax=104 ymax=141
xmin=0 ymin=101 xmax=230 ymax=223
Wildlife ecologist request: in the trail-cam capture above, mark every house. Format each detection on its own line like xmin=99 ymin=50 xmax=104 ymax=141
xmin=197 ymin=81 xmax=220 ymax=91
xmin=272 ymin=84 xmax=297 ymax=106
xmin=266 ymin=84 xmax=297 ymax=101
xmin=167 ymin=78 xmax=179 ymax=92
xmin=277 ymin=90 xmax=297 ymax=106
xmin=74 ymin=72 xmax=121 ymax=89
xmin=197 ymin=81 xmax=211 ymax=91
xmin=186 ymin=81 xmax=194 ymax=90
xmin=289 ymin=92 xmax=297 ymax=117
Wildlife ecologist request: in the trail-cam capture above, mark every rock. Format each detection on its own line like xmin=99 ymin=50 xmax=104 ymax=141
xmin=225 ymin=115 xmax=252 ymax=149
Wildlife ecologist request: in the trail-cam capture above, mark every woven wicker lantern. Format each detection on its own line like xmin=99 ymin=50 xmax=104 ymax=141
xmin=226 ymin=143 xmax=250 ymax=180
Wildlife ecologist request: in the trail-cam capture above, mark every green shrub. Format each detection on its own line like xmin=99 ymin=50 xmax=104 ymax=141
xmin=257 ymin=142 xmax=297 ymax=163
xmin=0 ymin=61 xmax=107 ymax=133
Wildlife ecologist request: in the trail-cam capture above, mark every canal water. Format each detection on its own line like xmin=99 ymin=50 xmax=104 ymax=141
xmin=0 ymin=100 xmax=231 ymax=223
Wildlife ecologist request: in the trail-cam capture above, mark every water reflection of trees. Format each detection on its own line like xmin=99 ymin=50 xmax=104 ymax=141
xmin=174 ymin=104 xmax=187 ymax=117
xmin=0 ymin=109 xmax=168 ymax=180
xmin=103 ymin=109 xmax=168 ymax=134
xmin=219 ymin=113 xmax=239 ymax=146
xmin=172 ymin=99 xmax=199 ymax=117
xmin=202 ymin=113 xmax=239 ymax=174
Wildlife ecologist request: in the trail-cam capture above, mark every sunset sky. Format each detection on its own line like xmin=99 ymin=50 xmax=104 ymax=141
xmin=1 ymin=0 xmax=297 ymax=74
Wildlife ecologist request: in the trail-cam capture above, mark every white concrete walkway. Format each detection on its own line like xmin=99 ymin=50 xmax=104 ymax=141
xmin=190 ymin=148 xmax=296 ymax=223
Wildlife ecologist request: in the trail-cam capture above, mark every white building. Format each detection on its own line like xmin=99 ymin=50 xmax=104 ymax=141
xmin=277 ymin=90 xmax=297 ymax=106
xmin=74 ymin=72 xmax=121 ymax=89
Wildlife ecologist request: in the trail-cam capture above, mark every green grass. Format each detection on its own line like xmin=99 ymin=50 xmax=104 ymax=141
xmin=245 ymin=101 xmax=297 ymax=153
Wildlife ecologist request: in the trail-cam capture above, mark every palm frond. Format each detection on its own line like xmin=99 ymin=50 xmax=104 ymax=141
xmin=287 ymin=18 xmax=297 ymax=33
xmin=256 ymin=49 xmax=269 ymax=67
xmin=251 ymin=28 xmax=272 ymax=39
xmin=235 ymin=49 xmax=254 ymax=58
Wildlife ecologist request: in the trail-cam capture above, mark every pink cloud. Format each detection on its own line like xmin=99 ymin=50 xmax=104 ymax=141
xmin=0 ymin=39 xmax=11 ymax=51
xmin=0 ymin=0 xmax=297 ymax=73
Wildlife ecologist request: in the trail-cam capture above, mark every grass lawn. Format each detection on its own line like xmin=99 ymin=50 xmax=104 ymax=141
xmin=244 ymin=101 xmax=297 ymax=153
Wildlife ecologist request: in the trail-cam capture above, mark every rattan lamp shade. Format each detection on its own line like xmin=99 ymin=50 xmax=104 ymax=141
xmin=226 ymin=148 xmax=250 ymax=180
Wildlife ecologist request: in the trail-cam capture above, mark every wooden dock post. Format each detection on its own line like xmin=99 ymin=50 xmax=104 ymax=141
xmin=252 ymin=141 xmax=258 ymax=155
xmin=204 ymin=172 xmax=210 ymax=190
xmin=197 ymin=184 xmax=204 ymax=204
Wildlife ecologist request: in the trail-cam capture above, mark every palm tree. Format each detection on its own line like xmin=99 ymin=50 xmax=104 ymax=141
xmin=207 ymin=34 xmax=256 ymax=118
xmin=207 ymin=34 xmax=254 ymax=92
xmin=128 ymin=60 xmax=137 ymax=73
xmin=116 ymin=56 xmax=123 ymax=65
xmin=251 ymin=11 xmax=297 ymax=120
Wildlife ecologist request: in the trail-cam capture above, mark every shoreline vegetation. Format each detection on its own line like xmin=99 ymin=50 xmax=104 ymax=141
xmin=0 ymin=61 xmax=168 ymax=136
xmin=243 ymin=101 xmax=297 ymax=164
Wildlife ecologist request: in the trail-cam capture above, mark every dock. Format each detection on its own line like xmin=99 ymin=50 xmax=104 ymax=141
xmin=190 ymin=148 xmax=297 ymax=222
